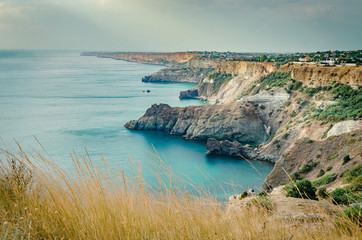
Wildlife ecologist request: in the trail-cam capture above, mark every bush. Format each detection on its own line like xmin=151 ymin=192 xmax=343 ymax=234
xmin=290 ymin=172 xmax=303 ymax=181
xmin=317 ymin=169 xmax=325 ymax=177
xmin=250 ymin=197 xmax=274 ymax=211
xmin=342 ymin=155 xmax=351 ymax=165
xmin=285 ymin=179 xmax=317 ymax=200
xmin=317 ymin=187 xmax=328 ymax=198
xmin=313 ymin=173 xmax=336 ymax=187
xmin=343 ymin=164 xmax=362 ymax=183
xmin=344 ymin=205 xmax=361 ymax=227
xmin=326 ymin=166 xmax=332 ymax=171
xmin=299 ymin=160 xmax=319 ymax=174
xmin=331 ymin=188 xmax=350 ymax=205
xmin=239 ymin=191 xmax=248 ymax=200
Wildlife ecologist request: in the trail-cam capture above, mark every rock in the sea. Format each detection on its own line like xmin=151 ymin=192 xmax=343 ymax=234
xmin=179 ymin=89 xmax=199 ymax=99
xmin=206 ymin=138 xmax=276 ymax=162
xmin=125 ymin=102 xmax=269 ymax=143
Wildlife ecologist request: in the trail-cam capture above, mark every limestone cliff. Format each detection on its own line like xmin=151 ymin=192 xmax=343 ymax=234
xmin=125 ymin=102 xmax=269 ymax=143
xmin=142 ymin=58 xmax=219 ymax=83
xmin=81 ymin=52 xmax=194 ymax=66
xmin=180 ymin=61 xmax=276 ymax=103
xmin=281 ymin=64 xmax=362 ymax=88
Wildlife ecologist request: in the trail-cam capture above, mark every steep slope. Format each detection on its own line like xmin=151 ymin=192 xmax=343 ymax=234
xmin=180 ymin=61 xmax=276 ymax=103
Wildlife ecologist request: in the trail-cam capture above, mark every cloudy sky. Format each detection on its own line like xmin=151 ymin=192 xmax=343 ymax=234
xmin=0 ymin=0 xmax=361 ymax=52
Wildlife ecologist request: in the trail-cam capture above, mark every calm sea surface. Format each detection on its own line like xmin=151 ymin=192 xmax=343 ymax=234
xmin=0 ymin=50 xmax=273 ymax=199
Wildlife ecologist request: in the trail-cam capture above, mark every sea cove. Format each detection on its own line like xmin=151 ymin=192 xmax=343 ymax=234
xmin=0 ymin=50 xmax=273 ymax=199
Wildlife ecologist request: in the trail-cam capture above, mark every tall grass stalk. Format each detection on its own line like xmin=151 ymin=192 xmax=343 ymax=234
xmin=0 ymin=144 xmax=360 ymax=239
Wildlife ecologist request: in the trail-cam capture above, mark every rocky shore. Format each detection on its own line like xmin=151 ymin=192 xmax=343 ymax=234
xmin=84 ymin=52 xmax=361 ymax=197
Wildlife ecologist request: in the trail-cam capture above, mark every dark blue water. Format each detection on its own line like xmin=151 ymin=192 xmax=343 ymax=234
xmin=0 ymin=50 xmax=273 ymax=199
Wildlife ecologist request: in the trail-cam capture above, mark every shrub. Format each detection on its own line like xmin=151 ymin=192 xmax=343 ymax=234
xmin=282 ymin=133 xmax=289 ymax=140
xmin=342 ymin=155 xmax=351 ymax=165
xmin=326 ymin=166 xmax=332 ymax=171
xmin=313 ymin=173 xmax=336 ymax=187
xmin=317 ymin=169 xmax=325 ymax=177
xmin=344 ymin=205 xmax=361 ymax=227
xmin=239 ymin=191 xmax=248 ymax=200
xmin=343 ymin=164 xmax=362 ymax=183
xmin=285 ymin=179 xmax=317 ymax=200
xmin=306 ymin=139 xmax=313 ymax=143
xmin=317 ymin=187 xmax=328 ymax=198
xmin=299 ymin=160 xmax=319 ymax=174
xmin=250 ymin=196 xmax=274 ymax=211
xmin=290 ymin=172 xmax=303 ymax=181
xmin=328 ymin=153 xmax=338 ymax=160
xmin=331 ymin=188 xmax=350 ymax=205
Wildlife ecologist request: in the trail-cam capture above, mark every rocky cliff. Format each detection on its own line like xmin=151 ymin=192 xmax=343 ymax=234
xmin=125 ymin=102 xmax=269 ymax=143
xmin=206 ymin=138 xmax=276 ymax=162
xmin=81 ymin=52 xmax=194 ymax=66
xmin=281 ymin=64 xmax=362 ymax=88
xmin=180 ymin=61 xmax=276 ymax=103
xmin=142 ymin=58 xmax=219 ymax=83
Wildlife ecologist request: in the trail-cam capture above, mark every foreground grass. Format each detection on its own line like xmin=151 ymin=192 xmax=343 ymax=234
xmin=0 ymin=145 xmax=360 ymax=239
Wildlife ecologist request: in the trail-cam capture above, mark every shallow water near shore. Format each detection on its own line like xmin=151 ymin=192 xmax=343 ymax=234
xmin=0 ymin=50 xmax=273 ymax=199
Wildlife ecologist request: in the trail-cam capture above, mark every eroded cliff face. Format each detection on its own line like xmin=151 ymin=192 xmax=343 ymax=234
xmin=125 ymin=102 xmax=269 ymax=143
xmin=181 ymin=61 xmax=276 ymax=103
xmin=142 ymin=59 xmax=219 ymax=83
xmin=82 ymin=52 xmax=194 ymax=66
xmin=281 ymin=64 xmax=362 ymax=88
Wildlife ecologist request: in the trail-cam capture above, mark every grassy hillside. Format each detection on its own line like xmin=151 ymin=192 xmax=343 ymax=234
xmin=0 ymin=145 xmax=360 ymax=239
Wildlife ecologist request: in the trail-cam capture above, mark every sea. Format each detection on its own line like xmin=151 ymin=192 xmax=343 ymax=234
xmin=0 ymin=50 xmax=274 ymax=199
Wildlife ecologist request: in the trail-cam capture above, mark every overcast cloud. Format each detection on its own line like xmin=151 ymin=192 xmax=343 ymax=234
xmin=0 ymin=0 xmax=361 ymax=52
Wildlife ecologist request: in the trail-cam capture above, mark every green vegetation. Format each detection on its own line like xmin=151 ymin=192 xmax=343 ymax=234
xmin=284 ymin=179 xmax=317 ymax=200
xmin=344 ymin=205 xmax=361 ymax=227
xmin=342 ymin=164 xmax=362 ymax=183
xmin=239 ymin=191 xmax=248 ymax=200
xmin=317 ymin=187 xmax=328 ymax=198
xmin=251 ymin=72 xmax=293 ymax=94
xmin=342 ymin=155 xmax=351 ymax=165
xmin=321 ymin=124 xmax=333 ymax=139
xmin=299 ymin=160 xmax=319 ymax=174
xmin=313 ymin=173 xmax=336 ymax=187
xmin=250 ymin=196 xmax=273 ymax=211
xmin=327 ymin=166 xmax=333 ymax=171
xmin=317 ymin=169 xmax=325 ymax=177
xmin=208 ymin=72 xmax=235 ymax=93
xmin=290 ymin=172 xmax=303 ymax=181
xmin=328 ymin=165 xmax=362 ymax=206
xmin=328 ymin=153 xmax=339 ymax=160
xmin=313 ymin=84 xmax=362 ymax=122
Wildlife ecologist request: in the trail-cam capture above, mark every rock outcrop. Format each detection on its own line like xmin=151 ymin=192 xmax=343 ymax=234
xmin=179 ymin=89 xmax=199 ymax=99
xmin=125 ymin=102 xmax=269 ymax=143
xmin=206 ymin=138 xmax=276 ymax=162
xmin=326 ymin=120 xmax=362 ymax=138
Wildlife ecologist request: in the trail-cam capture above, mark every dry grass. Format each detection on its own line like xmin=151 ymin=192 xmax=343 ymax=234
xmin=0 ymin=144 xmax=360 ymax=239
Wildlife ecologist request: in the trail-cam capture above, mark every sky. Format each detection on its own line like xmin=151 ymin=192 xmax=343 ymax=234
xmin=0 ymin=0 xmax=361 ymax=52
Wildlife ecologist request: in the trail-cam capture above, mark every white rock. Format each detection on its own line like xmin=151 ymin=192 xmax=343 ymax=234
xmin=326 ymin=120 xmax=362 ymax=138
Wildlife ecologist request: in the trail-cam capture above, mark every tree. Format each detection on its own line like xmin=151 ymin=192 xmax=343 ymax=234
xmin=260 ymin=54 xmax=267 ymax=62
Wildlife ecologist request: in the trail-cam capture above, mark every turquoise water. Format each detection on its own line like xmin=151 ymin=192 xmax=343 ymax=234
xmin=0 ymin=50 xmax=273 ymax=199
